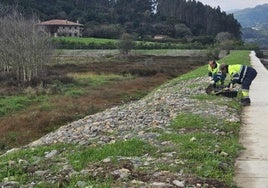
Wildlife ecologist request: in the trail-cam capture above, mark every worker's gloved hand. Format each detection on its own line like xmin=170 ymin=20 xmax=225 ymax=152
xmin=205 ymin=84 xmax=214 ymax=94
xmin=224 ymin=83 xmax=233 ymax=91
xmin=210 ymin=80 xmax=215 ymax=85
xmin=223 ymin=86 xmax=229 ymax=91
xmin=228 ymin=83 xmax=233 ymax=90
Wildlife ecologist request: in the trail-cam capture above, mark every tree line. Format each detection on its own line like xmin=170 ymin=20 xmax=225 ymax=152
xmin=0 ymin=7 xmax=53 ymax=85
xmin=2 ymin=0 xmax=241 ymax=41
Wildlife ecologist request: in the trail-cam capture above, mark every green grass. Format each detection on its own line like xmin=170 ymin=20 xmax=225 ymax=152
xmin=48 ymin=72 xmax=133 ymax=98
xmin=219 ymin=50 xmax=251 ymax=66
xmin=0 ymin=140 xmax=156 ymax=186
xmin=170 ymin=113 xmax=219 ymax=129
xmin=65 ymin=89 xmax=85 ymax=97
xmin=52 ymin=37 xmax=205 ymax=50
xmin=158 ymin=113 xmax=242 ymax=186
xmin=68 ymin=139 xmax=156 ymax=171
xmin=70 ymin=73 xmax=131 ymax=87
xmin=0 ymin=96 xmax=32 ymax=116
xmin=63 ymin=73 xmax=133 ymax=97
xmin=0 ymin=95 xmax=49 ymax=117
xmin=0 ymin=144 xmax=66 ymax=181
xmin=53 ymin=37 xmax=118 ymax=44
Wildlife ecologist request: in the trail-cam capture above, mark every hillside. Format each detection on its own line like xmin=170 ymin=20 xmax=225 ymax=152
xmin=232 ymin=4 xmax=268 ymax=48
xmin=1 ymin=0 xmax=241 ymax=41
xmin=232 ymin=4 xmax=268 ymax=29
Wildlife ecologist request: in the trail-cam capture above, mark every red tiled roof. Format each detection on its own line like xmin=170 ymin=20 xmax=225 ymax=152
xmin=38 ymin=19 xmax=83 ymax=26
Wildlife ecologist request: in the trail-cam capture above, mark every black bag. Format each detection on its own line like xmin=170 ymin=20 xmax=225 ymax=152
xmin=205 ymin=84 xmax=238 ymax=98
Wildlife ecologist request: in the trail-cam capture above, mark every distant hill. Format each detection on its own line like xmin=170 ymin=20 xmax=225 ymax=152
xmin=232 ymin=4 xmax=268 ymax=29
xmin=231 ymin=4 xmax=268 ymax=48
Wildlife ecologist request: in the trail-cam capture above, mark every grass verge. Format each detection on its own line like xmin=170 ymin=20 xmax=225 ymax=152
xmin=158 ymin=113 xmax=242 ymax=186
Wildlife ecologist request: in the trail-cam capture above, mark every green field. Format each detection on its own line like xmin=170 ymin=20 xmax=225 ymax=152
xmin=54 ymin=37 xmax=118 ymax=44
xmin=52 ymin=36 xmax=206 ymax=49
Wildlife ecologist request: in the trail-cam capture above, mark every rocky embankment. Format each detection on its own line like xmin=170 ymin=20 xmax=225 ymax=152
xmin=2 ymin=76 xmax=240 ymax=187
xmin=29 ymin=77 xmax=239 ymax=147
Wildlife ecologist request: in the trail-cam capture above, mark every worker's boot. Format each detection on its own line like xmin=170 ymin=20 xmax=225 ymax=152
xmin=241 ymin=98 xmax=251 ymax=106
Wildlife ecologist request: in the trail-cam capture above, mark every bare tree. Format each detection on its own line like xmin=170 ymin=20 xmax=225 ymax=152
xmin=118 ymin=33 xmax=135 ymax=55
xmin=0 ymin=6 xmax=53 ymax=84
xmin=216 ymin=32 xmax=235 ymax=55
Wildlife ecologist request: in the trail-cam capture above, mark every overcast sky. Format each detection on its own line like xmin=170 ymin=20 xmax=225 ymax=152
xmin=197 ymin=0 xmax=268 ymax=11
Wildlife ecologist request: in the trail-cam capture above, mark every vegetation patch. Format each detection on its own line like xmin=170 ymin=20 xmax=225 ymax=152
xmin=68 ymin=139 xmax=156 ymax=171
xmin=159 ymin=113 xmax=242 ymax=186
xmin=0 ymin=52 xmax=205 ymax=149
xmin=68 ymin=72 xmax=132 ymax=87
xmin=0 ymin=96 xmax=48 ymax=117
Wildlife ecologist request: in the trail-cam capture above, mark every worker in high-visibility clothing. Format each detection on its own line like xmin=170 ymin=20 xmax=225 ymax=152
xmin=207 ymin=60 xmax=225 ymax=87
xmin=208 ymin=60 xmax=220 ymax=77
xmin=219 ymin=63 xmax=257 ymax=106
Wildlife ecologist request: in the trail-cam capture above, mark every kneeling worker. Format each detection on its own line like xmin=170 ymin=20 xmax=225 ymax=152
xmin=208 ymin=60 xmax=225 ymax=87
xmin=219 ymin=63 xmax=257 ymax=106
